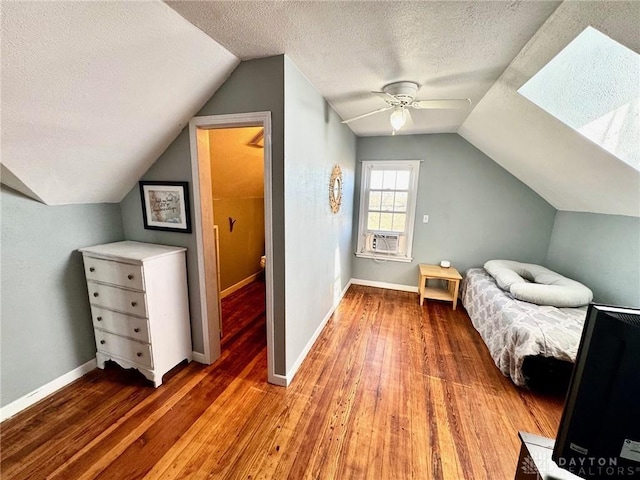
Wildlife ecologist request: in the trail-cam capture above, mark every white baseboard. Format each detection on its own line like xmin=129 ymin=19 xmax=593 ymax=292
xmin=350 ymin=278 xmax=418 ymax=293
xmin=1 ymin=358 xmax=97 ymax=422
xmin=268 ymin=373 xmax=288 ymax=386
xmin=220 ymin=271 xmax=262 ymax=299
xmin=192 ymin=351 xmax=206 ymax=364
xmin=283 ymin=279 xmax=353 ymax=385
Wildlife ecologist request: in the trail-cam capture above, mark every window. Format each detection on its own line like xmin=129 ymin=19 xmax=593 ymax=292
xmin=355 ymin=160 xmax=420 ymax=262
xmin=518 ymin=26 xmax=640 ymax=171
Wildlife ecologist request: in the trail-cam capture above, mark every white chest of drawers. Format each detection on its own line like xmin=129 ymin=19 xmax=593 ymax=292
xmin=79 ymin=241 xmax=192 ymax=387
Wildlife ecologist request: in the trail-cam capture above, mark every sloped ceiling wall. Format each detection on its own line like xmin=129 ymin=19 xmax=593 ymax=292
xmin=459 ymin=1 xmax=640 ymax=217
xmin=2 ymin=1 xmax=637 ymax=217
xmin=1 ymin=1 xmax=239 ymax=205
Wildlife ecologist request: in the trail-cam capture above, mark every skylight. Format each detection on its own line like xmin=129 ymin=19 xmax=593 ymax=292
xmin=518 ymin=26 xmax=640 ymax=171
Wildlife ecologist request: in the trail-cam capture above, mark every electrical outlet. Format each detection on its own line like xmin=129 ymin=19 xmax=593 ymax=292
xmin=423 ymin=215 xmax=429 ymax=223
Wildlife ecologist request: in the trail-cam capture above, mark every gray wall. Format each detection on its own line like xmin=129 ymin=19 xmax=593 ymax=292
xmin=1 ymin=186 xmax=124 ymax=407
xmin=352 ymin=134 xmax=557 ymax=286
xmin=120 ymin=129 xmax=206 ymax=353
xmin=120 ymin=56 xmax=287 ymax=372
xmin=283 ymin=57 xmax=356 ymax=373
xmin=121 ymin=55 xmax=358 ymax=377
xmin=546 ymin=211 xmax=640 ymax=307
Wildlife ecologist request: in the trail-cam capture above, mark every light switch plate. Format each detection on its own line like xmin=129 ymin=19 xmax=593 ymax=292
xmin=423 ymin=215 xmax=429 ymax=223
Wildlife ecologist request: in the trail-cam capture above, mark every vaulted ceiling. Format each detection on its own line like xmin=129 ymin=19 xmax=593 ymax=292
xmin=459 ymin=1 xmax=640 ymax=217
xmin=2 ymin=1 xmax=638 ymax=217
xmin=167 ymin=0 xmax=561 ymax=137
xmin=1 ymin=1 xmax=238 ymax=204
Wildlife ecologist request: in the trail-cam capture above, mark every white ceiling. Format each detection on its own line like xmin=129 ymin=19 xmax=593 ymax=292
xmin=169 ymin=0 xmax=639 ymax=217
xmin=459 ymin=1 xmax=640 ymax=217
xmin=2 ymin=0 xmax=638 ymax=217
xmin=168 ymin=0 xmax=561 ymax=136
xmin=1 ymin=1 xmax=239 ymax=205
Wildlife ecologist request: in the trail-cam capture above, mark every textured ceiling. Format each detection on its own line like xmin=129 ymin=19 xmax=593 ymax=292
xmin=3 ymin=0 xmax=637 ymax=218
xmin=1 ymin=1 xmax=239 ymax=205
xmin=169 ymin=0 xmax=639 ymax=217
xmin=459 ymin=1 xmax=640 ymax=216
xmin=167 ymin=0 xmax=561 ymax=136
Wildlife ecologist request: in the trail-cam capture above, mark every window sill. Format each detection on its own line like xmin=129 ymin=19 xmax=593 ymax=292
xmin=355 ymin=252 xmax=413 ymax=263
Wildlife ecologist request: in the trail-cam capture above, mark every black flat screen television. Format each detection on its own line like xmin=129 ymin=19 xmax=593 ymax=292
xmin=552 ymin=303 xmax=640 ymax=479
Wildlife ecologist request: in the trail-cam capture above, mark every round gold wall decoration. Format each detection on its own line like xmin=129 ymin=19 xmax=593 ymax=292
xmin=329 ymin=164 xmax=343 ymax=213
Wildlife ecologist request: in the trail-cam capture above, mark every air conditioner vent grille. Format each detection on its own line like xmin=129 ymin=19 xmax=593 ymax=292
xmin=372 ymin=234 xmax=399 ymax=254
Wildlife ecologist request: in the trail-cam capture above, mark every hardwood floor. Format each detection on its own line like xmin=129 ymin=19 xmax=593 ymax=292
xmin=1 ymin=283 xmax=565 ymax=479
xmin=220 ymin=277 xmax=267 ymax=351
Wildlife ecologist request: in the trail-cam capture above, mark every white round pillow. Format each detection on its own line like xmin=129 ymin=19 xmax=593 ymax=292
xmin=484 ymin=260 xmax=593 ymax=308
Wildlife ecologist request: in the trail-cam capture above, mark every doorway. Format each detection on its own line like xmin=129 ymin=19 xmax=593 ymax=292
xmin=209 ymin=126 xmax=265 ymax=339
xmin=188 ymin=112 xmax=276 ymax=383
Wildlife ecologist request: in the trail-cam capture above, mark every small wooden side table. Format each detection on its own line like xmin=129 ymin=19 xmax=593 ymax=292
xmin=418 ymin=264 xmax=462 ymax=309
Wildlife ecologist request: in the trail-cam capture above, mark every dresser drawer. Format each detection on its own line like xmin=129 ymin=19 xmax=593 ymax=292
xmin=83 ymin=256 xmax=144 ymax=291
xmin=94 ymin=330 xmax=153 ymax=368
xmin=87 ymin=282 xmax=147 ymax=317
xmin=80 ymin=241 xmax=191 ymax=387
xmin=91 ymin=306 xmax=151 ymax=343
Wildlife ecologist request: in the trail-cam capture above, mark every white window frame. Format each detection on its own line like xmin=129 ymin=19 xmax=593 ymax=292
xmin=355 ymin=160 xmax=421 ymax=263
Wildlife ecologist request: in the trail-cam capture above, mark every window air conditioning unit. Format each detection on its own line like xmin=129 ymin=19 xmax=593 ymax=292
xmin=371 ymin=233 xmax=399 ymax=254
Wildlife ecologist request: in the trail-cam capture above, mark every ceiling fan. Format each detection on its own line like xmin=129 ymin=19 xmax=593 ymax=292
xmin=341 ymin=81 xmax=471 ymax=132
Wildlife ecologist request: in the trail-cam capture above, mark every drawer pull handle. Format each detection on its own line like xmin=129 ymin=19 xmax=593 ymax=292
xmin=100 ymin=340 xmax=105 ymax=345
xmin=133 ymin=328 xmax=140 ymax=333
xmin=131 ymin=301 xmax=137 ymax=307
xmin=89 ymin=267 xmax=95 ymax=272
xmin=136 ymin=352 xmax=142 ymax=357
xmin=127 ymin=274 xmax=134 ymax=280
xmin=93 ymin=292 xmax=99 ymax=297
xmin=97 ymin=316 xmax=102 ymax=322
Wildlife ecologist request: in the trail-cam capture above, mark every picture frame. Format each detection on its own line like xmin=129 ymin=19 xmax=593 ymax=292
xmin=139 ymin=181 xmax=192 ymax=233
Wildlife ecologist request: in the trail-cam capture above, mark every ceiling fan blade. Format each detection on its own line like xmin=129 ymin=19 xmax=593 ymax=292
xmin=411 ymin=99 xmax=471 ymax=109
xmin=372 ymin=91 xmax=399 ymax=104
xmin=404 ymin=108 xmax=414 ymax=128
xmin=341 ymin=106 xmax=393 ymax=124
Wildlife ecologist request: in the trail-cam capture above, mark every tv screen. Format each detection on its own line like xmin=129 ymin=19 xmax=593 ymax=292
xmin=552 ymin=303 xmax=640 ymax=479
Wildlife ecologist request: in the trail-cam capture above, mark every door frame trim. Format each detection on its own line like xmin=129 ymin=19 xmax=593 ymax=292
xmin=188 ymin=112 xmax=276 ymax=383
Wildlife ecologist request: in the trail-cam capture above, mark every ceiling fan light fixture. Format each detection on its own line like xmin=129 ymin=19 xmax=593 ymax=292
xmin=389 ymin=106 xmax=408 ymax=131
xmin=341 ymin=80 xmax=470 ymax=130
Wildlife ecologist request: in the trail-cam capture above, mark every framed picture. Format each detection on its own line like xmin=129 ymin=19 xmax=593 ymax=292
xmin=139 ymin=181 xmax=192 ymax=233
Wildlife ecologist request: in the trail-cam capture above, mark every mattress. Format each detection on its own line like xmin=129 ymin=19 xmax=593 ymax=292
xmin=461 ymin=268 xmax=587 ymax=387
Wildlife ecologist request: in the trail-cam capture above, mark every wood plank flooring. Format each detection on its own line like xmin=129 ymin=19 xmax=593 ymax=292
xmin=1 ymin=282 xmax=566 ymax=479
